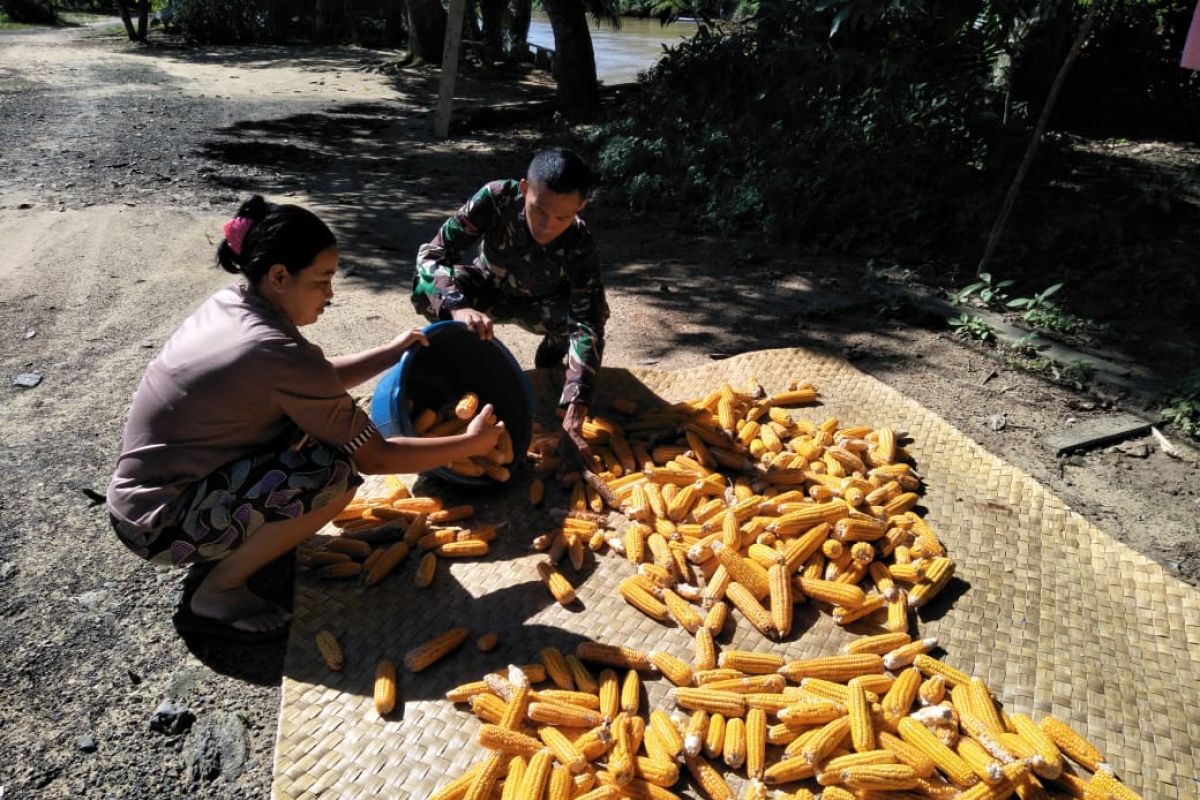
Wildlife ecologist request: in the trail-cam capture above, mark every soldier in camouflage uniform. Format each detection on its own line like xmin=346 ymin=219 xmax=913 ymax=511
xmin=412 ymin=148 xmax=608 ymax=461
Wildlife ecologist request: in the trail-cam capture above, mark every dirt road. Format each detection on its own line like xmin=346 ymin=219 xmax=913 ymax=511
xmin=0 ymin=20 xmax=1195 ymax=800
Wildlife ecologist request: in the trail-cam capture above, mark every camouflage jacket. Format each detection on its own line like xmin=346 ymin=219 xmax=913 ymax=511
xmin=414 ymin=179 xmax=606 ymax=406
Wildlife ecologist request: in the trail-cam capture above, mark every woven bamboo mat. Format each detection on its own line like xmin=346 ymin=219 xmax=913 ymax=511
xmin=272 ymin=348 xmax=1200 ymax=799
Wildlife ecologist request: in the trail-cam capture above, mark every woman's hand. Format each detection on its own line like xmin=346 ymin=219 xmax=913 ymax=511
xmin=389 ymin=328 xmax=429 ymax=357
xmin=465 ymin=403 xmax=505 ymax=456
xmin=561 ymin=402 xmax=599 ymax=472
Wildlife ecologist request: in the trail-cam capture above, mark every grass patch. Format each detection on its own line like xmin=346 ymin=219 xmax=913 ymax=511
xmin=0 ymin=12 xmax=40 ymax=29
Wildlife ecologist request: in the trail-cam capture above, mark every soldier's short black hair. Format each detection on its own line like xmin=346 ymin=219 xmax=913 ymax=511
xmin=527 ymin=147 xmax=591 ymax=198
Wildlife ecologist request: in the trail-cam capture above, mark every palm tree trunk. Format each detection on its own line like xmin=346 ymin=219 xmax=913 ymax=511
xmin=508 ymin=0 xmax=531 ymax=58
xmin=541 ymin=0 xmax=600 ymax=117
xmin=407 ymin=0 xmax=447 ymax=63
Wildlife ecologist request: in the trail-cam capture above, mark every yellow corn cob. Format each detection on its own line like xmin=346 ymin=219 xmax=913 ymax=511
xmin=849 ymin=673 xmax=894 ymax=698
xmin=536 ymin=689 xmax=600 ymax=710
xmin=878 ymin=730 xmax=937 ymax=779
xmin=815 ymin=750 xmax=897 ymax=786
xmin=703 ymin=713 xmax=726 ymax=759
xmin=437 ymin=539 xmax=489 ymax=558
xmin=518 ymin=747 xmax=554 ymax=799
xmin=372 ymin=662 xmax=396 ymax=714
xmin=745 ymin=707 xmax=767 ymax=779
xmin=767 ymin=563 xmax=793 ymax=640
xmin=897 ymin=717 xmax=979 ymax=788
xmin=624 ymin=523 xmax=648 ymax=564
xmin=847 ymin=682 xmax=875 ymax=752
xmin=446 ymin=680 xmax=490 ymax=704
xmin=722 ymin=716 xmax=747 ymax=769
xmin=763 ymin=753 xmax=817 ymax=785
xmin=630 ymin=756 xmax=680 ymax=788
xmin=1040 ymin=715 xmax=1111 ymax=775
xmin=319 ymin=561 xmax=363 ymax=579
xmin=711 ymin=542 xmax=771 ymax=600
xmin=778 ymin=654 xmax=884 ymax=683
xmin=1089 ymin=769 xmax=1143 ymax=800
xmin=545 ymin=764 xmax=575 ymax=800
xmin=831 ymin=593 xmax=886 ymax=627
xmin=500 ymin=756 xmax=527 ymax=800
xmin=685 ymin=756 xmax=735 ymax=800
xmin=718 ymin=650 xmax=785 ymax=674
xmin=607 ymin=714 xmax=635 ymax=787
xmin=844 ymin=633 xmax=907 ymax=657
xmin=540 ymin=647 xmax=574 ymax=691
xmin=693 ymin=627 xmax=717 ymax=672
xmin=882 ymin=637 xmax=939 ymax=671
xmin=672 ymin=687 xmax=748 ymax=717
xmin=649 ymin=650 xmax=694 ymax=688
xmin=777 ymin=699 xmax=845 ymax=727
xmin=957 ymin=737 xmax=1005 ymax=785
xmin=802 ymin=716 xmax=852 ymax=765
xmin=704 ymin=601 xmax=729 ymax=636
xmin=840 ymin=763 xmax=921 ymax=791
xmin=411 ymin=551 xmax=437 ymax=588
xmin=643 ymin=709 xmax=683 ymax=760
xmin=913 ymin=654 xmax=971 ymax=688
xmin=619 ymin=577 xmax=669 ymax=621
xmin=527 ymin=701 xmax=601 ymax=729
xmin=566 ymin=655 xmax=598 ymax=694
xmin=704 ymin=674 xmax=786 ymax=694
xmin=404 ymin=626 xmax=469 ymax=672
xmin=573 ymin=726 xmax=613 ymax=762
xmin=908 ymin=558 xmax=955 ymax=608
xmin=610 ymin=670 xmax=638 ymax=717
xmin=500 ymin=669 xmax=533 ymax=730
xmin=479 ymin=724 xmax=544 ymax=757
xmin=918 ymin=674 xmax=947 ymax=707
xmin=471 ymin=693 xmax=507 ymax=724
xmin=726 ymin=581 xmax=776 ymax=639
xmin=575 ymin=641 xmax=654 ymax=671
xmin=535 ymin=726 xmax=586 ymax=775
xmin=885 ymin=592 xmax=909 ymax=632
xmin=537 ymin=561 xmax=577 ymax=606
xmin=463 ymin=750 xmax=506 ymax=800
xmin=1009 ymin=713 xmax=1063 ymax=780
xmin=683 ymin=709 xmax=708 ymax=758
xmin=745 ymin=693 xmax=794 ymax=715
xmin=596 ymin=668 xmax=619 ymax=722
xmin=662 ymin=588 xmax=704 ymax=633
xmin=795 ymin=576 xmax=866 ymax=609
xmin=314 ymin=630 xmax=344 ymax=672
xmin=966 ymin=677 xmax=1006 ymax=737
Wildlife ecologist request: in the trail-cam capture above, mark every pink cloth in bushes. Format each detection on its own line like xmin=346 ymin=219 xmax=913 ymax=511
xmin=1183 ymin=1 xmax=1200 ymax=70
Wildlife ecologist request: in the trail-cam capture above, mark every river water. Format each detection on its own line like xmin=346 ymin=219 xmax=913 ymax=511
xmin=526 ymin=14 xmax=699 ymax=85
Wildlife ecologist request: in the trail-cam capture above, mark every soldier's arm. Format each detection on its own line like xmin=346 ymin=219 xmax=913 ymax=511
xmin=560 ymin=244 xmax=608 ymax=408
xmin=412 ymin=183 xmax=500 ymax=317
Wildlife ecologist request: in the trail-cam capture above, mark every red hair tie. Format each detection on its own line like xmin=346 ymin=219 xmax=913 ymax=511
xmin=222 ymin=216 xmax=255 ymax=256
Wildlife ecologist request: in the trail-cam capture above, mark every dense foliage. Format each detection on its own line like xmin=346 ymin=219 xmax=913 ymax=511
xmin=591 ymin=1 xmax=1006 ymax=249
xmin=589 ymin=0 xmax=1200 ymax=252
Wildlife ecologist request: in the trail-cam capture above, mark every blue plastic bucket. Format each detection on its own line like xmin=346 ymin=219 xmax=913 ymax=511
xmin=369 ymin=321 xmax=537 ymax=486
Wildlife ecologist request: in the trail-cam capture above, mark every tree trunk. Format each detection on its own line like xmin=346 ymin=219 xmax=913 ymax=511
xmin=480 ymin=0 xmax=507 ymax=61
xmin=541 ymin=0 xmax=600 ymax=117
xmin=508 ymin=0 xmax=530 ymax=58
xmin=406 ymin=0 xmax=446 ymax=63
xmin=1 ymin=0 xmax=56 ymax=24
xmin=384 ymin=0 xmax=406 ymax=44
xmin=112 ymin=0 xmax=138 ymax=39
xmin=976 ymin=0 xmax=1103 ymax=277
xmin=136 ymin=0 xmax=149 ymax=40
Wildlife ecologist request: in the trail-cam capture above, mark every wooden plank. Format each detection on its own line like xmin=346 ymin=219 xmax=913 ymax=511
xmin=1044 ymin=413 xmax=1155 ymax=455
xmin=433 ymin=0 xmax=468 ymax=139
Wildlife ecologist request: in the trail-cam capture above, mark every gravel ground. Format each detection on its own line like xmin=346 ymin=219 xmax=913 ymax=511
xmin=0 ymin=19 xmax=1195 ymax=800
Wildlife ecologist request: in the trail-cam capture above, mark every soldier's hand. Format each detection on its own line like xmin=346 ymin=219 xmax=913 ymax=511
xmin=561 ymin=402 xmax=598 ymax=472
xmin=451 ymin=308 xmax=493 ymax=340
